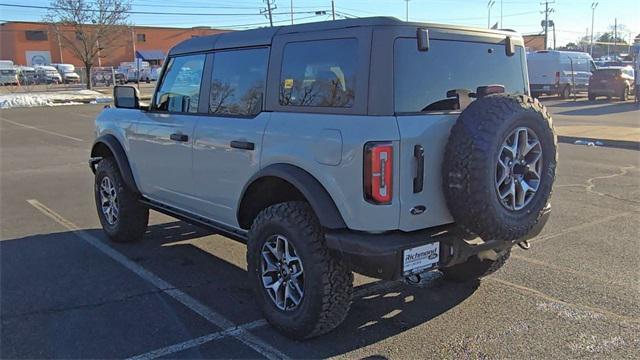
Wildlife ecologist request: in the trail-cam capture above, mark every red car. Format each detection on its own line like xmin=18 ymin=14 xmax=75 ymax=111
xmin=588 ymin=67 xmax=635 ymax=101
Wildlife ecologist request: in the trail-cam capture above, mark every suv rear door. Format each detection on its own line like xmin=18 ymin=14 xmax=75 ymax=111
xmin=392 ymin=34 xmax=529 ymax=232
xmin=190 ymin=47 xmax=271 ymax=227
xmin=128 ymin=53 xmax=206 ymax=210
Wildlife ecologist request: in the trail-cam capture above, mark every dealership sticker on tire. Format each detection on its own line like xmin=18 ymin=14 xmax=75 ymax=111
xmin=403 ymin=242 xmax=439 ymax=276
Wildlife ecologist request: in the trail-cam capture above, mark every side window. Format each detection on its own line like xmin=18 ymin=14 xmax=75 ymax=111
xmin=155 ymin=54 xmax=205 ymax=113
xmin=209 ymin=48 xmax=269 ymax=116
xmin=279 ymin=38 xmax=357 ymax=108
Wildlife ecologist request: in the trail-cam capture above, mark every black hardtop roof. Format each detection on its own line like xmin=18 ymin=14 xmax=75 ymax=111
xmin=169 ymin=16 xmax=519 ymax=56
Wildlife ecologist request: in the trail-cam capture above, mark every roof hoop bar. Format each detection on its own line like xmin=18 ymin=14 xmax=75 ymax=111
xmin=505 ymin=35 xmax=516 ymax=57
xmin=417 ymin=28 xmax=429 ymax=52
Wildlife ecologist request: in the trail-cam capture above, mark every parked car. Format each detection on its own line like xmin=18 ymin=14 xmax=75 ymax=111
xmin=51 ymin=63 xmax=81 ymax=84
xmin=90 ymin=17 xmax=556 ymax=339
xmin=114 ymin=70 xmax=127 ymax=85
xmin=588 ymin=66 xmax=635 ymax=101
xmin=0 ymin=60 xmax=18 ymax=85
xmin=527 ymin=50 xmax=596 ymax=98
xmin=34 ymin=65 xmax=62 ymax=84
xmin=16 ymin=66 xmax=36 ymax=85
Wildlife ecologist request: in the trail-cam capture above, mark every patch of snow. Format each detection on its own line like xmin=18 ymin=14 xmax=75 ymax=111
xmin=0 ymin=90 xmax=112 ymax=109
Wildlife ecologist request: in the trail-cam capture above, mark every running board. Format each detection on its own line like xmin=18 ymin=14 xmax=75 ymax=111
xmin=139 ymin=198 xmax=248 ymax=242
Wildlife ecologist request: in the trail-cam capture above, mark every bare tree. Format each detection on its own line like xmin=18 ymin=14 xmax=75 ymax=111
xmin=44 ymin=0 xmax=131 ymax=89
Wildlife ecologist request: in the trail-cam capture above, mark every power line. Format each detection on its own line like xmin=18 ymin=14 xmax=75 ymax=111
xmin=0 ymin=3 xmax=326 ymax=17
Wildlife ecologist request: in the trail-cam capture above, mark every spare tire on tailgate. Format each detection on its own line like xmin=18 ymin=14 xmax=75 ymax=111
xmin=442 ymin=94 xmax=557 ymax=241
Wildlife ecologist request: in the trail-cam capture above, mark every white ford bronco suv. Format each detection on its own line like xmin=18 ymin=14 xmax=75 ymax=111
xmin=90 ymin=17 xmax=556 ymax=339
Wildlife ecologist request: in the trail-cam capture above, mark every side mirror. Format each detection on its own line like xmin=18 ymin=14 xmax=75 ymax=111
xmin=113 ymin=85 xmax=140 ymax=109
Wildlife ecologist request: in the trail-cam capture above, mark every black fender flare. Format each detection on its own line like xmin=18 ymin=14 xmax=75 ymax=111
xmin=90 ymin=134 xmax=140 ymax=194
xmin=238 ymin=164 xmax=347 ymax=229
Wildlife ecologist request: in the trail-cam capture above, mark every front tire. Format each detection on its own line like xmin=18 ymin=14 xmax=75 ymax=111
xmin=441 ymin=249 xmax=511 ymax=282
xmin=94 ymin=158 xmax=149 ymax=243
xmin=247 ymin=202 xmax=353 ymax=339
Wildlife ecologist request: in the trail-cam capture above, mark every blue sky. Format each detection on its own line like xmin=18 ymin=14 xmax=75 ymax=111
xmin=0 ymin=0 xmax=638 ymax=45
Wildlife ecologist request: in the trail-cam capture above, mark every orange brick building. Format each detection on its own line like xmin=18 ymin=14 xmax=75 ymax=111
xmin=0 ymin=21 xmax=227 ymax=67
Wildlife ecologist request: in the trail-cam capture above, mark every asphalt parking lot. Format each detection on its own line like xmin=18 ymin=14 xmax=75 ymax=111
xmin=1 ymin=99 xmax=639 ymax=359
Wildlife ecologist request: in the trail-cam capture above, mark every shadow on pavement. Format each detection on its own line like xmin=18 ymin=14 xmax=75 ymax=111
xmin=1 ymin=220 xmax=479 ymax=358
xmin=554 ymin=101 xmax=638 ymax=116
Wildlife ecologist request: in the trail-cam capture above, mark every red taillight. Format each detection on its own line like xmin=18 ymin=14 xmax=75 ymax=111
xmin=364 ymin=142 xmax=393 ymax=204
xmin=555 ymin=71 xmax=560 ymax=84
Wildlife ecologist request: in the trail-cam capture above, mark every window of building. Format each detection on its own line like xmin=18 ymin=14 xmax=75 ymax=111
xmin=25 ymin=30 xmax=48 ymax=41
xmin=394 ymin=38 xmax=527 ymax=113
xmin=155 ymin=54 xmax=206 ymax=113
xmin=209 ymin=48 xmax=269 ymax=116
xmin=279 ymin=38 xmax=357 ymax=108
xmin=136 ymin=33 xmax=146 ymax=42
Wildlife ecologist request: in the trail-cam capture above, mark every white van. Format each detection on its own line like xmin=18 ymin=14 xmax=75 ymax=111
xmin=527 ymin=50 xmax=597 ymax=98
xmin=51 ymin=63 xmax=81 ymax=84
xmin=0 ymin=60 xmax=18 ymax=85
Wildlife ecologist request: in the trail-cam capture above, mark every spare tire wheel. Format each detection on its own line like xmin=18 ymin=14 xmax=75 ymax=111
xmin=442 ymin=94 xmax=557 ymax=241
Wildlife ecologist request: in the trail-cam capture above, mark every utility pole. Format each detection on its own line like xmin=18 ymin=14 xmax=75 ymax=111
xmin=590 ymin=2 xmax=598 ymax=56
xmin=404 ymin=0 xmax=410 ymax=22
xmin=488 ymin=0 xmax=495 ymax=29
xmin=613 ymin=18 xmax=617 ymax=56
xmin=290 ymin=0 xmax=293 ymax=24
xmin=500 ymin=0 xmax=503 ymax=28
xmin=261 ymin=0 xmax=276 ymax=27
xmin=331 ymin=0 xmax=336 ymax=21
xmin=541 ymin=1 xmax=554 ymax=50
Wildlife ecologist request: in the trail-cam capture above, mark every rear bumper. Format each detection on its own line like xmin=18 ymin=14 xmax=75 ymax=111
xmin=325 ymin=204 xmax=551 ymax=280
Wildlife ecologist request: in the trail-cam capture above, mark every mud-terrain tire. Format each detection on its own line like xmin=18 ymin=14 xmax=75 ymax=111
xmin=441 ymin=249 xmax=511 ymax=282
xmin=247 ymin=201 xmax=353 ymax=339
xmin=94 ymin=158 xmax=149 ymax=243
xmin=442 ymin=94 xmax=557 ymax=241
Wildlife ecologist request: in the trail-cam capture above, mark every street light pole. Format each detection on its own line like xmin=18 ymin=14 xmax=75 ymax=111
xmin=488 ymin=0 xmax=495 ymax=29
xmin=404 ymin=0 xmax=410 ymax=22
xmin=590 ymin=2 xmax=598 ymax=56
xmin=331 ymin=0 xmax=336 ymax=21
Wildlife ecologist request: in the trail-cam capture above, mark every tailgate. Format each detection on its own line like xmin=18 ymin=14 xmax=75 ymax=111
xmin=396 ymin=114 xmax=456 ymax=232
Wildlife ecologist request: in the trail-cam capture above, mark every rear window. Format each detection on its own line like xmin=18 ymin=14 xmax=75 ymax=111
xmin=593 ymin=69 xmax=621 ymax=77
xmin=394 ymin=39 xmax=527 ymax=113
xmin=279 ymin=38 xmax=357 ymax=108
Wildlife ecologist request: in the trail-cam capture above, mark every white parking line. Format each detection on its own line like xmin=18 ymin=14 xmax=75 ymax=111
xmin=26 ymin=199 xmax=287 ymax=360
xmin=0 ymin=117 xmax=85 ymax=142
xmin=127 ymin=319 xmax=268 ymax=360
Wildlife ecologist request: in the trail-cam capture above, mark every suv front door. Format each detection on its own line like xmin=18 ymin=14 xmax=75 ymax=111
xmin=128 ymin=53 xmax=206 ymax=211
xmin=191 ymin=48 xmax=270 ymax=227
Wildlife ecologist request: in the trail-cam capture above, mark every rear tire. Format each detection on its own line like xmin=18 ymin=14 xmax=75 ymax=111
xmin=441 ymin=249 xmax=511 ymax=282
xmin=620 ymin=87 xmax=629 ymax=101
xmin=247 ymin=201 xmax=353 ymax=339
xmin=94 ymin=158 xmax=149 ymax=243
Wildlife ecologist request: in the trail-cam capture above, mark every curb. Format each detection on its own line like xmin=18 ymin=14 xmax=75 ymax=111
xmin=558 ymin=135 xmax=640 ymax=151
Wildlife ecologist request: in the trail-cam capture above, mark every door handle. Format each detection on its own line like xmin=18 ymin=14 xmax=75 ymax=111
xmin=230 ymin=140 xmax=255 ymax=150
xmin=170 ymin=133 xmax=189 ymax=142
xmin=413 ymin=144 xmax=424 ymax=193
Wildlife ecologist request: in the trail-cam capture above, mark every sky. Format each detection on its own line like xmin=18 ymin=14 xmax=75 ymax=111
xmin=0 ymin=0 xmax=638 ymax=46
